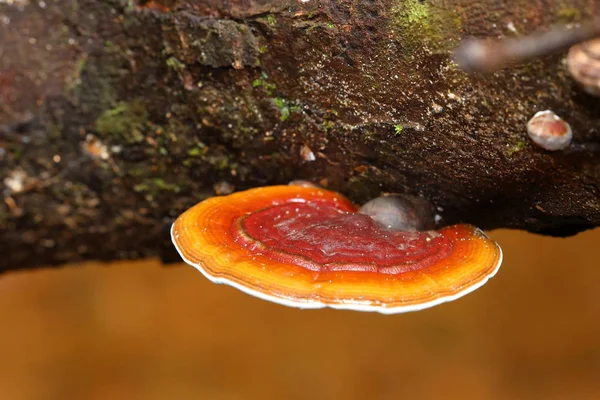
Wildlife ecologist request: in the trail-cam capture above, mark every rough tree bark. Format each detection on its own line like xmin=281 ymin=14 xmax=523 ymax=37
xmin=1 ymin=0 xmax=599 ymax=273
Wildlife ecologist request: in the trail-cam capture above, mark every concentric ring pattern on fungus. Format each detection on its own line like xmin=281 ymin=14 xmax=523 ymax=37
xmin=171 ymin=185 xmax=503 ymax=314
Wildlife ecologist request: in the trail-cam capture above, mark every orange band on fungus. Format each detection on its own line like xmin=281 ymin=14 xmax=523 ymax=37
xmin=171 ymin=185 xmax=502 ymax=313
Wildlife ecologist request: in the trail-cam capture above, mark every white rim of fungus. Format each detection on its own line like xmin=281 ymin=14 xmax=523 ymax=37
xmin=171 ymin=224 xmax=503 ymax=314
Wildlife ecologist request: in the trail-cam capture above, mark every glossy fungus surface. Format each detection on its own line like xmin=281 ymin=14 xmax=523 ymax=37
xmin=171 ymin=185 xmax=502 ymax=313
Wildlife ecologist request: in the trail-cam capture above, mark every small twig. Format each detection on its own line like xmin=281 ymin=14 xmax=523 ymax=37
xmin=453 ymin=17 xmax=600 ymax=73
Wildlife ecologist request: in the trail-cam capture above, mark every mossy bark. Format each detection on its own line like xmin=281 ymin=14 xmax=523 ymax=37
xmin=2 ymin=0 xmax=599 ymax=272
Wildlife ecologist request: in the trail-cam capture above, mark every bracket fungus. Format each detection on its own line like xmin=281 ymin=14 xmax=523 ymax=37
xmin=171 ymin=185 xmax=502 ymax=314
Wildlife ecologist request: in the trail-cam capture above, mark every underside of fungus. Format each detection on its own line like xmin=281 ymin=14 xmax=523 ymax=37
xmin=171 ymin=185 xmax=503 ymax=314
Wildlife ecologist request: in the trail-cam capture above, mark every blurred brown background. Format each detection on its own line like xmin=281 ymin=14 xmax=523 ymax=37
xmin=1 ymin=229 xmax=599 ymax=400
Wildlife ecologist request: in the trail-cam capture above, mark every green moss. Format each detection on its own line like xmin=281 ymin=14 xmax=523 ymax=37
xmin=322 ymin=120 xmax=335 ymax=132
xmin=187 ymin=145 xmax=208 ymax=157
xmin=187 ymin=148 xmax=201 ymax=157
xmin=390 ymin=0 xmax=462 ymax=54
xmin=95 ymin=100 xmax=148 ymax=143
xmin=394 ymin=124 xmax=404 ymax=134
xmin=214 ymin=156 xmax=230 ymax=170
xmin=166 ymin=56 xmax=185 ymax=72
xmin=404 ymin=0 xmax=429 ymax=26
xmin=506 ymin=140 xmax=527 ymax=156
xmin=129 ymin=165 xmax=147 ymax=177
xmin=362 ymin=130 xmax=376 ymax=144
xmin=104 ymin=40 xmax=118 ymax=53
xmin=557 ymin=7 xmax=581 ymax=23
xmin=271 ymin=97 xmax=300 ymax=121
xmin=122 ymin=0 xmax=133 ymax=12
xmin=266 ymin=14 xmax=277 ymax=26
xmin=65 ymin=53 xmax=88 ymax=92
xmin=134 ymin=178 xmax=181 ymax=194
xmin=271 ymin=97 xmax=302 ymax=121
xmin=252 ymin=72 xmax=277 ymax=95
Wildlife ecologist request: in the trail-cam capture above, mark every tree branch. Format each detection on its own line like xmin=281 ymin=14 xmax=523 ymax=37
xmin=2 ymin=0 xmax=599 ymax=273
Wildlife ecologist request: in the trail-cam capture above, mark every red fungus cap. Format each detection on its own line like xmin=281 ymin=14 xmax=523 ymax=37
xmin=171 ymin=185 xmax=502 ymax=313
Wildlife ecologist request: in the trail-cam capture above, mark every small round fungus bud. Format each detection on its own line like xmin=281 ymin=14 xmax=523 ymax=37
xmin=567 ymin=38 xmax=600 ymax=97
xmin=526 ymin=110 xmax=572 ymax=151
xmin=358 ymin=194 xmax=436 ymax=231
xmin=288 ymin=180 xmax=321 ymax=189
